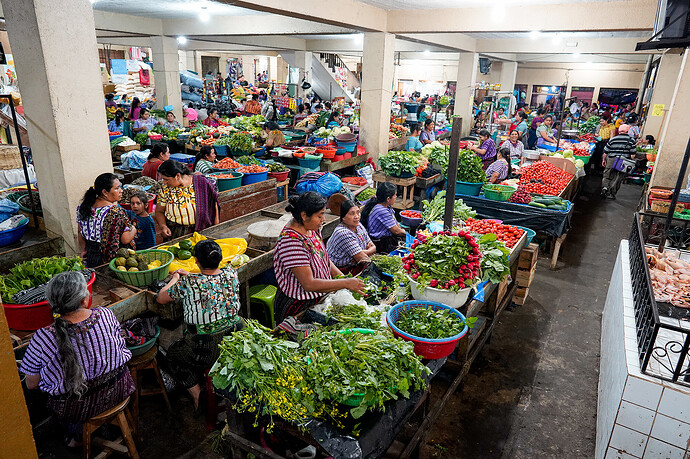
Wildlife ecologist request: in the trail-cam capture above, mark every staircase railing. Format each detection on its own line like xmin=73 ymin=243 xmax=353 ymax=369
xmin=318 ymin=53 xmax=360 ymax=87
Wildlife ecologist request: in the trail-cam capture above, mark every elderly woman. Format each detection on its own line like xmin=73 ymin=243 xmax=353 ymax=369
xmin=469 ymin=129 xmax=497 ymax=170
xmin=155 ymin=160 xmax=219 ymax=241
xmin=157 ymin=240 xmax=241 ymax=411
xmin=273 ymin=192 xmax=365 ymax=323
xmin=536 ymin=115 xmax=558 ymax=147
xmin=361 ymin=183 xmax=407 ymax=253
xmin=142 ymin=143 xmax=171 ymax=180
xmin=77 ymin=173 xmax=137 ymax=267
xmin=20 ymin=272 xmax=134 ymax=446
xmin=326 ymin=200 xmax=377 ymax=275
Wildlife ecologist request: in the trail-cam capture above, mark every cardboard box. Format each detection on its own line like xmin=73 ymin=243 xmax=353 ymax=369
xmin=103 ymin=83 xmax=116 ymax=95
xmin=539 ymin=155 xmax=577 ymax=176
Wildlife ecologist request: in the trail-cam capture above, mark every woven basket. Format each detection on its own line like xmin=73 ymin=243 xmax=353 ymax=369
xmin=0 ymin=145 xmax=22 ymax=171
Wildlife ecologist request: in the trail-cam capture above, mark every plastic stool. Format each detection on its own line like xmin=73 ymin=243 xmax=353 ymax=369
xmin=249 ymin=284 xmax=277 ymax=328
xmin=83 ymin=397 xmax=139 ymax=459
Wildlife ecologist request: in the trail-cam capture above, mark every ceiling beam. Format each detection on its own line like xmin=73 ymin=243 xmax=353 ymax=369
xmin=304 ymin=37 xmax=448 ymax=53
xmin=213 ymin=0 xmax=387 ymax=32
xmin=478 ymin=37 xmax=656 ymax=55
xmin=387 ymin=0 xmax=655 ymax=34
xmin=162 ymin=14 xmax=353 ymax=36
xmin=186 ymin=34 xmax=307 ymax=51
xmin=93 ymin=10 xmax=163 ymax=36
xmin=397 ymin=33 xmax=477 ymax=53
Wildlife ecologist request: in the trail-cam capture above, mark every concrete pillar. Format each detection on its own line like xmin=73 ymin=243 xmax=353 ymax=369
xmin=643 ymin=52 xmax=683 ymax=141
xmin=499 ymin=61 xmax=518 ymax=95
xmin=294 ymin=51 xmax=312 ymax=101
xmin=150 ymin=36 xmax=182 ymax=121
xmin=194 ymin=51 xmax=202 ymax=74
xmin=360 ymin=32 xmax=395 ymax=160
xmin=3 ymin=0 xmax=113 ymax=254
xmin=453 ymin=52 xmax=479 ymax=137
xmin=243 ymin=55 xmax=256 ymax=85
xmin=650 ymin=49 xmax=690 ymax=188
xmin=592 ymin=86 xmax=601 ymax=104
xmin=526 ymin=83 xmax=534 ymax=106
xmin=269 ymin=56 xmax=278 ymax=82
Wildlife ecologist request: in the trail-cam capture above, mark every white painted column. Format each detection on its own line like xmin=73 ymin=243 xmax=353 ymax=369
xmin=642 ymin=52 xmax=683 ymax=141
xmin=194 ymin=51 xmax=202 ymax=74
xmin=150 ymin=36 xmax=182 ymax=121
xmin=360 ymin=32 xmax=395 ymax=160
xmin=294 ymin=51 xmax=312 ymax=101
xmin=3 ymin=0 xmax=113 ymax=254
xmin=499 ymin=61 xmax=518 ymax=95
xmin=592 ymin=86 xmax=601 ymax=105
xmin=650 ymin=50 xmax=690 ymax=188
xmin=269 ymin=56 xmax=278 ymax=82
xmin=453 ymin=52 xmax=479 ymax=137
xmin=243 ymin=55 xmax=256 ymax=84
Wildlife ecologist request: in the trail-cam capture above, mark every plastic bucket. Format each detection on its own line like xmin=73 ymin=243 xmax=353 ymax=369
xmin=298 ymin=157 xmax=322 ymax=169
xmin=0 ymin=219 xmax=29 ymax=247
xmin=455 ymin=181 xmax=483 ymax=196
xmin=267 ymin=170 xmax=289 ymax=182
xmin=514 ymin=226 xmax=536 ymax=245
xmin=213 ymin=144 xmax=228 ymax=157
xmin=241 ymin=170 xmax=268 ymax=186
xmin=209 ymin=171 xmax=243 ymax=191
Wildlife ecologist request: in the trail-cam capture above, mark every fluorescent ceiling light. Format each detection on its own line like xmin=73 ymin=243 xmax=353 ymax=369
xmin=530 ymin=30 xmax=541 ymax=40
xmin=177 ymin=36 xmax=188 ymax=45
xmin=572 ymin=52 xmax=580 ymax=58
xmin=424 ymin=50 xmax=431 ymax=56
xmin=199 ymin=7 xmax=210 ymax=22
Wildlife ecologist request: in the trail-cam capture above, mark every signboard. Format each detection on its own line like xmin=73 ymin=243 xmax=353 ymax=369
xmin=651 ymin=104 xmax=665 ymax=116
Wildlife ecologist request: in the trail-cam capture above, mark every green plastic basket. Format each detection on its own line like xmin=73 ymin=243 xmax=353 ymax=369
xmin=574 ymin=154 xmax=590 ymax=165
xmin=109 ymin=249 xmax=174 ymax=287
xmin=482 ymin=184 xmax=516 ymax=201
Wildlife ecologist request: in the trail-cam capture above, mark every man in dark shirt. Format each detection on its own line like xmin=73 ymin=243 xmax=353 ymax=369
xmin=601 ymin=124 xmax=637 ymax=199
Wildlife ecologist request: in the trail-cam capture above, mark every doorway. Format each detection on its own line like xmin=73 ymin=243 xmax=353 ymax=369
xmin=201 ymin=56 xmax=220 ymax=78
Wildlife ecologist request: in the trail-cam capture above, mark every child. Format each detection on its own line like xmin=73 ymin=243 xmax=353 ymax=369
xmin=125 ymin=191 xmax=156 ymax=250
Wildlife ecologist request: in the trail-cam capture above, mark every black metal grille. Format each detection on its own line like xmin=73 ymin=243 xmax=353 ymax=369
xmin=639 ymin=212 xmax=690 ymax=249
xmin=630 ymin=213 xmax=690 ymax=387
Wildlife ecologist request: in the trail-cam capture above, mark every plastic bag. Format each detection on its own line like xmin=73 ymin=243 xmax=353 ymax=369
xmin=312 ymin=172 xmax=343 ymax=198
xmin=159 ymin=232 xmax=248 ymax=273
xmin=356 ymin=163 xmax=375 ymax=187
xmin=0 ymin=198 xmax=19 ymax=222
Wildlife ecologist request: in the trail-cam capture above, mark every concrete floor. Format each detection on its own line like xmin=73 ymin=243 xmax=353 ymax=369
xmin=421 ymin=175 xmax=643 ymax=458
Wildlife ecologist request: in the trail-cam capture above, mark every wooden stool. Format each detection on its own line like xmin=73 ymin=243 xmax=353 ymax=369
xmin=276 ymin=179 xmax=289 ymax=202
xmin=127 ymin=346 xmax=172 ymax=432
xmin=83 ymin=397 xmax=139 ymax=459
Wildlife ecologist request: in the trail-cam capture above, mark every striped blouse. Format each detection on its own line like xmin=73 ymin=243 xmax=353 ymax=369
xmin=167 ymin=267 xmax=240 ymax=325
xmin=194 ymin=160 xmax=213 ymax=174
xmin=19 ymin=307 xmax=131 ymax=396
xmin=273 ymin=226 xmax=332 ymax=300
xmin=158 ymin=184 xmax=197 ymax=226
xmin=326 ymin=223 xmax=371 ymax=268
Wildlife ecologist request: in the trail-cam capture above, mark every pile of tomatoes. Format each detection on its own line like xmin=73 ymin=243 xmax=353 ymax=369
xmin=237 ymin=165 xmax=267 ymax=174
xmin=401 ymin=210 xmax=421 ymax=219
xmin=465 ymin=218 xmax=524 ymax=248
xmin=214 ymin=157 xmax=241 ymax=169
xmin=518 ymin=161 xmax=573 ymax=196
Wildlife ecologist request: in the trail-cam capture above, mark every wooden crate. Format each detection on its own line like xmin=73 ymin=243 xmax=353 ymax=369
xmin=513 ymin=286 xmax=529 ymax=305
xmin=116 ymin=144 xmax=139 ymax=152
xmin=372 ymin=172 xmax=415 ymax=210
xmin=496 ymin=277 xmax=510 ymax=304
xmin=516 ymin=264 xmax=537 ymax=287
xmin=519 ymin=243 xmax=539 ymax=269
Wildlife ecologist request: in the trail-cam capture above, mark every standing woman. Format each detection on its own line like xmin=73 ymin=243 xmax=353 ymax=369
xmin=527 ymin=108 xmax=545 ymax=149
xmin=326 ymin=200 xmax=377 ymax=274
xmin=129 ymin=97 xmax=142 ymax=121
xmin=273 ymin=192 xmax=365 ymax=323
xmin=361 ymin=182 xmax=407 ymax=253
xmin=193 ymin=146 xmax=217 ymax=174
xmin=142 ymin=143 xmax=171 ymax=179
xmin=77 ymin=173 xmax=137 ymax=267
xmin=469 ymin=129 xmax=498 ymax=170
xmin=20 ymin=272 xmax=135 ymax=447
xmin=155 ymin=160 xmax=219 ymax=241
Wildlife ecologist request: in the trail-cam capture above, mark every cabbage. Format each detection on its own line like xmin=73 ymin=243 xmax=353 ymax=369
xmin=563 ymin=149 xmax=574 ymax=159
xmin=553 ymin=153 xmax=563 ymax=159
xmin=575 ymin=159 xmax=585 ymax=168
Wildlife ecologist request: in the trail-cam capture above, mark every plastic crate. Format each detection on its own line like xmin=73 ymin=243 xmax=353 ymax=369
xmin=170 ymin=153 xmax=194 ymax=164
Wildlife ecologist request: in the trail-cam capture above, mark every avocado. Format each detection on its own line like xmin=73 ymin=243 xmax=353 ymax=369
xmin=137 ymin=261 xmax=149 ymax=271
xmin=116 ymin=248 xmax=130 ymax=259
xmin=179 ymin=240 xmax=193 ymax=251
xmin=178 ymin=250 xmax=192 ymax=260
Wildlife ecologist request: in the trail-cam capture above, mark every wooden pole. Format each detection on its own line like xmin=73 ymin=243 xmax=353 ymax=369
xmin=444 ymin=116 xmax=463 ymax=229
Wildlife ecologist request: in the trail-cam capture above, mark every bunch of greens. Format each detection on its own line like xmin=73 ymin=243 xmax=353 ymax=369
xmin=371 ymin=254 xmax=403 ymax=274
xmin=420 ymin=191 xmax=476 ymax=222
xmin=229 ymin=132 xmax=254 ymax=153
xmin=457 ymin=149 xmax=486 ymax=184
xmin=213 ymin=136 xmax=234 ymax=146
xmin=439 ymin=96 xmax=450 ymax=107
xmin=303 ymin=330 xmax=429 ymax=419
xmin=356 ymin=188 xmax=376 ymax=201
xmin=427 ymin=145 xmax=449 ymax=175
xmin=236 ymin=155 xmax=262 ymax=166
xmin=325 ymin=303 xmax=382 ymax=330
xmin=578 ymin=115 xmax=600 ymax=135
xmin=378 ymin=150 xmax=420 ymax=177
xmin=0 ymin=256 xmax=85 ymax=303
xmin=407 ymin=233 xmax=479 ymax=291
xmin=134 ymin=133 xmax=149 ymax=147
xmin=395 ymin=307 xmax=475 ymax=339
xmin=475 ymin=233 xmax=511 ymax=284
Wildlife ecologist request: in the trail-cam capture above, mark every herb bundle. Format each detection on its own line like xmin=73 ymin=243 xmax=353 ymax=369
xmin=378 ymin=150 xmax=420 ymax=177
xmin=457 ymin=149 xmax=486 ymax=184
xmin=395 ymin=307 xmax=475 ymax=339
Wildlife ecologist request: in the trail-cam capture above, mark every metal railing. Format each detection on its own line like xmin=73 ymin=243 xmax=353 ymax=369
xmin=630 ymin=213 xmax=690 ymax=387
xmin=639 ymin=211 xmax=690 ymax=250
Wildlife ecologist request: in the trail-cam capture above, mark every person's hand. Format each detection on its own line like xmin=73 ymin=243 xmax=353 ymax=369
xmin=173 ymin=269 xmax=189 ymax=276
xmin=343 ymin=277 xmax=366 ymax=294
xmin=161 ymin=225 xmax=172 ymax=238
xmin=602 ymin=154 xmax=607 ymax=168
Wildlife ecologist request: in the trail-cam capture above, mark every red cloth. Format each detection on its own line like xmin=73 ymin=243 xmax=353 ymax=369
xmin=142 ymin=160 xmax=163 ymax=179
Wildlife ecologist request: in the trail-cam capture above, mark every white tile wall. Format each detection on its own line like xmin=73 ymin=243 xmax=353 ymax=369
xmin=657 ymin=387 xmax=690 ymax=424
xmin=642 ymin=437 xmax=685 ymax=459
xmin=616 ymin=401 xmax=656 ymax=435
xmin=649 ymin=414 xmax=690 ymax=450
xmin=606 ymin=447 xmax=639 ymax=459
xmin=623 ymin=376 xmax=663 ymax=411
xmin=610 ymin=424 xmax=648 ymax=457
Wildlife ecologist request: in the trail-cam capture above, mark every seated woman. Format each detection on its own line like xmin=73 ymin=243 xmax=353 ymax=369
xmin=326 ymin=200 xmax=377 ymax=275
xmin=485 ymin=147 xmax=512 ymax=184
xmin=20 ymin=272 xmax=134 ymax=446
xmin=419 ymin=119 xmax=436 ymax=145
xmin=132 ymin=108 xmax=158 ymax=133
xmin=327 ymin=111 xmax=343 ymax=128
xmin=156 ymin=240 xmax=242 ymax=411
xmin=499 ymin=130 xmax=524 ymax=161
xmin=361 ymin=182 xmax=407 ymax=253
xmin=263 ymin=121 xmax=286 ymax=150
xmin=405 ymin=124 xmax=423 ymax=152
xmin=273 ymin=192 xmax=365 ymax=323
xmin=77 ymin=173 xmax=137 ymax=267
xmin=162 ymin=111 xmax=182 ymax=130
xmin=108 ymin=110 xmax=125 ymax=133
xmin=193 ymin=146 xmax=217 ymax=174
xmin=468 ymin=129 xmax=497 ymax=170
xmin=142 ymin=143 xmax=171 ymax=180
xmin=536 ymin=115 xmax=557 ymax=146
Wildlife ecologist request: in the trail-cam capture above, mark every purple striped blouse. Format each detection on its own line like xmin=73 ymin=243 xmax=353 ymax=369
xmin=19 ymin=307 xmax=131 ymax=396
xmin=273 ymin=226 xmax=332 ymax=300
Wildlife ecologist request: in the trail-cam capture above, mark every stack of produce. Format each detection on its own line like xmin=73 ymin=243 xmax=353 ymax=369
xmin=112 ymin=248 xmax=161 ymax=272
xmin=508 ymin=185 xmax=532 ymax=204
xmin=213 ymin=157 xmax=241 ymax=169
xmin=572 ymin=142 xmax=592 ymax=157
xmin=238 ymin=165 xmax=267 ymax=174
xmin=0 ymin=256 xmax=86 ymax=304
xmin=378 ymin=150 xmax=422 ymax=177
xmin=400 ymin=210 xmax=421 ymax=219
xmin=396 ymin=307 xmax=473 ymax=340
xmin=422 ymin=141 xmax=449 ymax=174
xmin=236 ymin=155 xmax=263 ymax=166
xmin=150 ymin=125 xmax=186 ymax=141
xmin=389 ymin=123 xmax=409 ymax=138
xmin=267 ymin=162 xmax=287 ymax=172
xmin=464 ymin=218 xmax=524 ymax=248
xmin=518 ymin=161 xmax=573 ymax=196
xmin=578 ymin=116 xmax=600 ymax=135
xmin=229 ymin=132 xmax=254 ymax=153
xmin=457 ymin=149 xmax=486 ymax=184
xmin=166 ymin=238 xmax=196 ymax=261
xmin=420 ymin=191 xmax=476 ymax=222
xmin=528 ymin=195 xmax=569 ymax=211
xmin=356 ymin=188 xmax=376 ymax=202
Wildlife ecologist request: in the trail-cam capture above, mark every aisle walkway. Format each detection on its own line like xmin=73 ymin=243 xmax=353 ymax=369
xmin=425 ymin=176 xmax=642 ymax=458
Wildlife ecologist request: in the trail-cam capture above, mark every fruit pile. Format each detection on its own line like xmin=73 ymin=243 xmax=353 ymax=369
xmin=401 ymin=230 xmax=482 ymax=292
xmin=167 ymin=239 xmax=195 ymax=261
xmin=518 ymin=161 xmax=573 ymax=196
xmin=464 ymin=218 xmax=524 ymax=248
xmin=508 ymin=185 xmax=532 ymax=204
xmin=238 ymin=165 xmax=267 ymax=174
xmin=112 ymin=248 xmax=161 ymax=272
xmin=214 ymin=157 xmax=241 ymax=169
xmin=401 ymin=210 xmax=422 ymax=219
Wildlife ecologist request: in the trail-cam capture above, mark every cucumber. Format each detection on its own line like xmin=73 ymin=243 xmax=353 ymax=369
xmin=529 ymin=201 xmax=547 ymax=208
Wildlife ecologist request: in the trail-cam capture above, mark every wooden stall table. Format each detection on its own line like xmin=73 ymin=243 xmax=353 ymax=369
xmin=319 ymin=152 xmax=369 ymax=172
xmin=415 ymin=173 xmax=444 ymax=202
xmin=388 ymin=135 xmax=408 ymax=151
xmin=372 ymin=172 xmax=416 ymax=210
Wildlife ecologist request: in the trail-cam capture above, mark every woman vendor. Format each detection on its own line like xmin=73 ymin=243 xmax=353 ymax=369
xmin=536 ymin=115 xmax=557 ymax=146
xmin=326 ymin=200 xmax=377 ymax=274
xmin=203 ymin=108 xmax=222 ymax=128
xmin=155 ymin=160 xmax=219 ymax=240
xmin=468 ymin=129 xmax=497 ymax=170
xmin=327 ymin=111 xmax=343 ymax=128
xmin=77 ymin=173 xmax=137 ymax=267
xmin=132 ymin=108 xmax=158 ymax=133
xmin=108 ymin=110 xmax=125 ymax=133
xmin=156 ymin=240 xmax=242 ymax=411
xmin=162 ymin=111 xmax=182 ymax=130
xmin=499 ymin=130 xmax=524 ymax=161
xmin=361 ymin=183 xmax=407 ymax=253
xmin=20 ymin=272 xmax=134 ymax=446
xmin=420 ymin=119 xmax=436 ymax=145
xmin=273 ymin=192 xmax=365 ymax=323
xmin=485 ymin=147 xmax=512 ymax=183
xmin=405 ymin=124 xmax=423 ymax=152
xmin=129 ymin=97 xmax=141 ymax=121
xmin=142 ymin=143 xmax=171 ymax=180
xmin=262 ymin=121 xmax=286 ymax=150
xmin=193 ymin=146 xmax=217 ymax=174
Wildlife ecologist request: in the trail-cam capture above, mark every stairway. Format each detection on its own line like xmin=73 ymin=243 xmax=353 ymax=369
xmin=316 ymin=53 xmax=360 ymax=103
xmin=280 ymin=51 xmax=358 ymax=103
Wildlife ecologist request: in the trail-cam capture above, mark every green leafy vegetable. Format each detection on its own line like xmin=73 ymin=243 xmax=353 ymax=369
xmin=457 ymin=149 xmax=486 ymax=184
xmin=228 ymin=132 xmax=254 ymax=153
xmin=236 ymin=155 xmax=262 ymax=166
xmin=578 ymin=115 xmax=600 ymax=135
xmin=0 ymin=256 xmax=85 ymax=303
xmin=420 ymin=191 xmax=477 ymax=222
xmin=134 ymin=133 xmax=149 ymax=147
xmin=324 ymin=303 xmax=382 ymax=330
xmin=378 ymin=150 xmax=420 ymax=177
xmin=356 ymin=188 xmax=376 ymax=201
xmin=395 ymin=307 xmax=475 ymax=339
xmin=475 ymin=233 xmax=511 ymax=284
